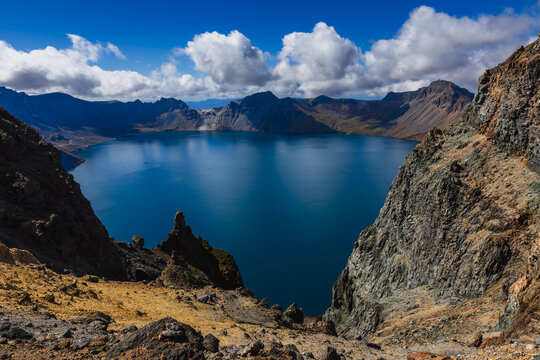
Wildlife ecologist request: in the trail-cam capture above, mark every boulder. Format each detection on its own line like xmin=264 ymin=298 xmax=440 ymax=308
xmin=105 ymin=317 xmax=204 ymax=359
xmin=284 ymin=303 xmax=304 ymax=324
xmin=202 ymin=334 xmax=219 ymax=352
xmin=132 ymin=235 xmax=144 ymax=249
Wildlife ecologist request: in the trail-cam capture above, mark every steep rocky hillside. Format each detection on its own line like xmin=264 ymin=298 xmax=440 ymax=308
xmin=0 ymin=107 xmax=126 ymax=279
xmin=326 ymin=38 xmax=539 ymax=342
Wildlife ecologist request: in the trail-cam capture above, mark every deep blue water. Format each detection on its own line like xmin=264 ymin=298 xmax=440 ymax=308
xmin=71 ymin=131 xmax=416 ymax=315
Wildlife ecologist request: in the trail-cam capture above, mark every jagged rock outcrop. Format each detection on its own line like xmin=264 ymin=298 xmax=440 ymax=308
xmin=157 ymin=211 xmax=243 ymax=290
xmin=0 ymin=107 xmax=126 ymax=279
xmin=327 ymin=40 xmax=540 ymax=338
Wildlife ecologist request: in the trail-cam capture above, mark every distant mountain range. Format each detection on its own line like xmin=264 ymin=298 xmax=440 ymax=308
xmin=0 ymin=81 xmax=473 ymax=168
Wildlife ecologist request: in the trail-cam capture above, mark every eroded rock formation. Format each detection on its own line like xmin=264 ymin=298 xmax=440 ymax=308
xmin=157 ymin=211 xmax=243 ymax=290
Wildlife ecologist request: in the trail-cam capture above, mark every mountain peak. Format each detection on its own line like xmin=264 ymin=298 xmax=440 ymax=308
xmin=239 ymin=91 xmax=278 ymax=107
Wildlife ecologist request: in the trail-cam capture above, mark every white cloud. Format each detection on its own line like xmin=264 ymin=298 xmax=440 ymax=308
xmin=180 ymin=30 xmax=270 ymax=86
xmin=0 ymin=6 xmax=538 ymax=101
xmin=362 ymin=6 xmax=539 ymax=92
xmin=270 ymin=22 xmax=371 ymax=97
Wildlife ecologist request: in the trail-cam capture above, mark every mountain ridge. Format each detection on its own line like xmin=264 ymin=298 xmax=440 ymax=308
xmin=0 ymin=81 xmax=473 ymax=169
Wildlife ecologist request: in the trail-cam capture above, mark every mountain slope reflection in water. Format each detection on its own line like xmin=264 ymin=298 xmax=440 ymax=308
xmin=71 ymin=131 xmax=417 ymax=315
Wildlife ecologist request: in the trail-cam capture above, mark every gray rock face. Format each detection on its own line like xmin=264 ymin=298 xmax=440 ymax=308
xmin=467 ymin=42 xmax=540 ymax=165
xmin=326 ymin=39 xmax=540 ymax=338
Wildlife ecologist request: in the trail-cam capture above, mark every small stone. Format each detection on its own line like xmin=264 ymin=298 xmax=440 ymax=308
xmin=0 ymin=337 xmax=6 ymax=344
xmin=221 ymin=328 xmax=228 ymax=336
xmin=257 ymin=328 xmax=266 ymax=334
xmin=239 ymin=340 xmax=264 ymax=356
xmin=60 ymin=328 xmax=72 ymax=338
xmin=44 ymin=294 xmax=55 ymax=303
xmin=322 ymin=346 xmax=340 ymax=360
xmin=435 ymin=339 xmax=446 ymax=345
xmin=240 ymin=332 xmax=251 ymax=339
xmin=468 ymin=333 xmax=483 ymax=347
xmin=303 ymin=351 xmax=314 ymax=358
xmin=271 ymin=304 xmax=283 ymax=312
xmin=509 ymin=338 xmax=523 ymax=344
xmin=85 ymin=275 xmax=99 ymax=283
xmin=198 ymin=295 xmax=210 ymax=304
xmin=74 ymin=337 xmax=90 ymax=349
xmin=258 ymin=298 xmax=269 ymax=308
xmin=203 ymin=334 xmax=219 ymax=352
xmin=406 ymin=304 xmax=419 ymax=312
xmin=535 ymin=336 xmax=540 ymax=345
xmin=18 ymin=292 xmax=32 ymax=305
xmin=359 ymin=340 xmax=381 ymax=350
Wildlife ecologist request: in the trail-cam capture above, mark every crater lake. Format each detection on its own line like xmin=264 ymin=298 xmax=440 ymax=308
xmin=71 ymin=131 xmax=417 ymax=315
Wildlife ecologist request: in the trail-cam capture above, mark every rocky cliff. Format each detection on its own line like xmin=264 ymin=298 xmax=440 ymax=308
xmin=0 ymin=107 xmax=126 ymax=279
xmin=326 ymin=40 xmax=540 ymax=340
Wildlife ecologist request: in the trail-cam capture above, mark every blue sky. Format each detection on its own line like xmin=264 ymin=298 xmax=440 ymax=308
xmin=0 ymin=0 xmax=539 ymax=100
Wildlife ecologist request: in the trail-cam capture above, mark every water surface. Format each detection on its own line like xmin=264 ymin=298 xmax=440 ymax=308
xmin=71 ymin=131 xmax=416 ymax=315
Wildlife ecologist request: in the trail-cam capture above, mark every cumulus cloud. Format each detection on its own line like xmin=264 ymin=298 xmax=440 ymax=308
xmin=270 ymin=22 xmax=371 ymax=97
xmin=362 ymin=6 xmax=539 ymax=93
xmin=0 ymin=5 xmax=538 ymax=101
xmin=180 ymin=30 xmax=270 ymax=86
